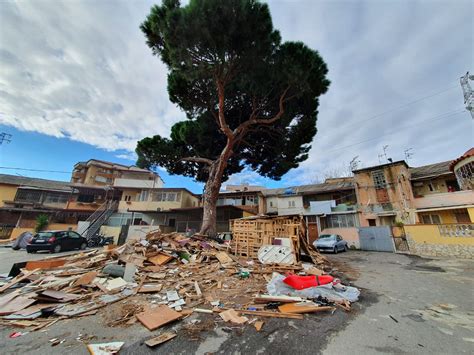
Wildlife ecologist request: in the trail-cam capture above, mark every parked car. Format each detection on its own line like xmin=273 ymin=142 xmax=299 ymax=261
xmin=313 ymin=234 xmax=348 ymax=253
xmin=26 ymin=230 xmax=87 ymax=254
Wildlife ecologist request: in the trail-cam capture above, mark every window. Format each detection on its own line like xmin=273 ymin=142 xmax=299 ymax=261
xmin=167 ymin=193 xmax=176 ymax=202
xmin=326 ymin=214 xmax=358 ymax=228
xmin=372 ymin=170 xmax=386 ymax=189
xmin=152 ymin=192 xmax=164 ymax=201
xmin=428 ymin=182 xmax=439 ymax=192
xmin=288 ymin=200 xmax=295 ymax=208
xmin=421 ymin=214 xmax=441 ymax=224
xmin=95 ymin=175 xmax=107 ymax=183
xmin=138 ymin=190 xmax=149 ymax=202
xmin=77 ymin=194 xmax=94 ymax=203
xmin=43 ymin=193 xmax=68 ymax=204
xmin=454 ymin=161 xmax=474 ymax=190
xmin=14 ymin=189 xmax=42 ymax=203
xmin=176 ymin=192 xmax=181 ymax=202
xmin=269 ymin=201 xmax=274 ymax=207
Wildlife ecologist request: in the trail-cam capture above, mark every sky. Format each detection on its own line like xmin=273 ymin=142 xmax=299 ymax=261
xmin=0 ymin=0 xmax=473 ymax=193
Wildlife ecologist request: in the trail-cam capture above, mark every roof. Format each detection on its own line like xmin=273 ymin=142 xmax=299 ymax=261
xmin=0 ymin=174 xmax=72 ymax=192
xmin=74 ymin=159 xmax=159 ymax=176
xmin=409 ymin=161 xmax=453 ymax=180
xmin=352 ymin=160 xmax=408 ymax=174
xmin=450 ymin=147 xmax=474 ymax=171
xmin=261 ymin=180 xmax=354 ymax=197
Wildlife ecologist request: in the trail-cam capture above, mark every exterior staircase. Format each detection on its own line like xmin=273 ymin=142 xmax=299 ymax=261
xmin=78 ymin=200 xmax=118 ymax=239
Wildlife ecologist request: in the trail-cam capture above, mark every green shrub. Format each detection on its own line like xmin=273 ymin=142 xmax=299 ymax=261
xmin=35 ymin=214 xmax=49 ymax=232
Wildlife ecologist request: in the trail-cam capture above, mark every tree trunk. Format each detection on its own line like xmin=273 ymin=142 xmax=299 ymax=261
xmin=200 ymin=162 xmax=223 ymax=236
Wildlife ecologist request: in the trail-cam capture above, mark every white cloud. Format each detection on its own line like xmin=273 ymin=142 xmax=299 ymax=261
xmin=0 ymin=1 xmax=184 ymax=152
xmin=0 ymin=0 xmax=472 ymax=188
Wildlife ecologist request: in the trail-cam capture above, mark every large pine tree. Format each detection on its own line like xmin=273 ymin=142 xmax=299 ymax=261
xmin=137 ymin=0 xmax=330 ymax=235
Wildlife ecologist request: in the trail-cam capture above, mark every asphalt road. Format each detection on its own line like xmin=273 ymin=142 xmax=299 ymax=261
xmin=0 ymin=251 xmax=473 ymax=354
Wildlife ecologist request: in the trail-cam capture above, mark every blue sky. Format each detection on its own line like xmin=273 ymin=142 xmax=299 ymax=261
xmin=0 ymin=0 xmax=473 ymax=193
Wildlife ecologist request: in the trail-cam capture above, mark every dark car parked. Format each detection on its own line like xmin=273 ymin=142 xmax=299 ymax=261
xmin=26 ymin=230 xmax=87 ymax=253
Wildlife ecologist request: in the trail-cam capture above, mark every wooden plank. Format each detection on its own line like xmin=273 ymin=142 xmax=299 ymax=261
xmin=148 ymin=253 xmax=173 ymax=266
xmin=278 ymin=303 xmax=334 ymax=314
xmin=226 ymin=308 xmax=303 ymax=320
xmin=0 ymin=296 xmax=36 ymax=316
xmin=73 ymin=271 xmax=98 ymax=287
xmin=145 ymin=332 xmax=177 ymax=347
xmin=25 ymin=259 xmax=66 ymax=271
xmin=136 ymin=305 xmax=182 ymax=331
xmin=138 ymin=284 xmax=163 ymax=293
xmin=0 ymin=269 xmax=39 ymax=293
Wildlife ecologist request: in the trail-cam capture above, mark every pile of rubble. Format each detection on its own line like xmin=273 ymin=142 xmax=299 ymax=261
xmin=0 ymin=230 xmax=359 ymax=350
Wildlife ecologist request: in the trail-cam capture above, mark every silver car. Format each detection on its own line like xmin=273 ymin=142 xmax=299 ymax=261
xmin=313 ymin=234 xmax=348 ymax=253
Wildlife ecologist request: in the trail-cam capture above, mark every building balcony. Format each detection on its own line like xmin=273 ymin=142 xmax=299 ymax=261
xmin=113 ymin=178 xmax=163 ymax=189
xmin=413 ymin=190 xmax=474 ymax=210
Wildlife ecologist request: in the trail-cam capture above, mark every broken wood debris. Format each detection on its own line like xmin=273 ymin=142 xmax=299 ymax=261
xmin=0 ymin=227 xmax=357 ymax=342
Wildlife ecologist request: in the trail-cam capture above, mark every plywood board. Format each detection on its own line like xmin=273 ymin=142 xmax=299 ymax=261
xmin=25 ymin=259 xmax=66 ymax=271
xmin=136 ymin=305 xmax=182 ymax=331
xmin=138 ymin=284 xmax=163 ymax=293
xmin=73 ymin=271 xmax=98 ymax=287
xmin=145 ymin=332 xmax=177 ymax=347
xmin=148 ymin=253 xmax=173 ymax=266
xmin=0 ymin=296 xmax=36 ymax=315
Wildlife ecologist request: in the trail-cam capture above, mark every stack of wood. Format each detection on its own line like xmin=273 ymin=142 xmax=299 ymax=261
xmin=230 ymin=215 xmax=327 ymax=265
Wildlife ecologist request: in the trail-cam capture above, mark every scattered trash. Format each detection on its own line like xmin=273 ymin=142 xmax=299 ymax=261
xmin=9 ymin=331 xmax=27 ymax=338
xmin=389 ymin=315 xmax=399 ymax=323
xmin=219 ymin=309 xmax=249 ymax=324
xmin=0 ymin=225 xmax=358 ymax=339
xmin=145 ymin=331 xmax=177 ymax=347
xmin=87 ymin=341 xmax=124 ymax=355
xmin=254 ymin=320 xmax=264 ymax=331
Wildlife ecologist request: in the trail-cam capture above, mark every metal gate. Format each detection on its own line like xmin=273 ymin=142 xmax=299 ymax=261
xmin=358 ymin=226 xmax=395 ymax=252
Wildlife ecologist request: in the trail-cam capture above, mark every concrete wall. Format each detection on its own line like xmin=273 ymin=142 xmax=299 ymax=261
xmin=99 ymin=225 xmax=121 ymax=243
xmin=412 ymin=190 xmax=474 ymax=209
xmin=277 ymin=195 xmax=304 ymax=216
xmin=469 ymin=207 xmax=474 ymax=222
xmin=0 ymin=183 xmax=17 ymax=207
xmin=404 ymin=224 xmax=474 ymax=259
xmin=320 ymin=227 xmax=360 ymax=249
xmin=9 ymin=223 xmax=77 ymax=240
xmin=412 ymin=176 xmax=455 ymax=196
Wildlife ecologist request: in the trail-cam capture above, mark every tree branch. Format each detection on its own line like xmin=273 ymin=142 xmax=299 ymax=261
xmin=233 ymin=86 xmax=291 ymax=141
xmin=216 ymin=79 xmax=234 ymax=139
xmin=181 ymin=157 xmax=213 ymax=165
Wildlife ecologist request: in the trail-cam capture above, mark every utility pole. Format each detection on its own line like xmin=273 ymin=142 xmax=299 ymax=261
xmin=0 ymin=133 xmax=12 ymax=145
xmin=460 ymin=71 xmax=474 ymax=119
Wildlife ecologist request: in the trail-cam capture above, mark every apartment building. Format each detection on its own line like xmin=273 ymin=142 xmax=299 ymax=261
xmin=71 ymin=159 xmax=163 ymax=188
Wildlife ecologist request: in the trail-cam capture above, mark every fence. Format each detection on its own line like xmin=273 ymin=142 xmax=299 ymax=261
xmin=438 ymin=224 xmax=473 ymax=237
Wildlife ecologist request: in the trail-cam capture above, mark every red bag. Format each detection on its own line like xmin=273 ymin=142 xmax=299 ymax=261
xmin=283 ymin=274 xmax=334 ymax=290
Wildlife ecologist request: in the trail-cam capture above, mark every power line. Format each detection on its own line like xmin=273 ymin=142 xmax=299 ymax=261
xmin=343 ymin=84 xmax=458 ymax=128
xmin=0 ymin=167 xmax=72 ymax=173
xmin=324 ymin=109 xmax=465 ymax=153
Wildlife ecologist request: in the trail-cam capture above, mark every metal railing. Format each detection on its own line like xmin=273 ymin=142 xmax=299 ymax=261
xmin=80 ymin=200 xmax=118 ymax=239
xmin=438 ymin=224 xmax=473 ymax=237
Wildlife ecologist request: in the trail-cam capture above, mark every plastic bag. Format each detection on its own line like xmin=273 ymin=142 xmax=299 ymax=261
xmin=267 ymin=273 xmax=360 ymax=302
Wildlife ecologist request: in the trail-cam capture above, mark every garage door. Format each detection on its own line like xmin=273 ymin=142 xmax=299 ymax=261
xmin=358 ymin=226 xmax=395 ymax=252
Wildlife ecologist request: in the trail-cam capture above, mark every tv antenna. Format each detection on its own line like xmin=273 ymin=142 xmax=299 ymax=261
xmin=460 ymin=71 xmax=474 ymax=119
xmin=349 ymin=156 xmax=360 ymax=172
xmin=404 ymin=148 xmax=414 ymax=161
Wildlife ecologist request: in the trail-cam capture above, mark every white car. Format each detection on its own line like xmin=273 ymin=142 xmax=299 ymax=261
xmin=313 ymin=234 xmax=348 ymax=253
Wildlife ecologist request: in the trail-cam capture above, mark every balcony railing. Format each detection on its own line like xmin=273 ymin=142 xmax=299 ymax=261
xmin=413 ymin=190 xmax=474 ymax=210
xmin=438 ymin=224 xmax=473 ymax=237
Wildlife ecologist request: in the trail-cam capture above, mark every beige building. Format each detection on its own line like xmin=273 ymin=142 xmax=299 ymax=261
xmin=71 ymin=159 xmax=163 ymax=188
